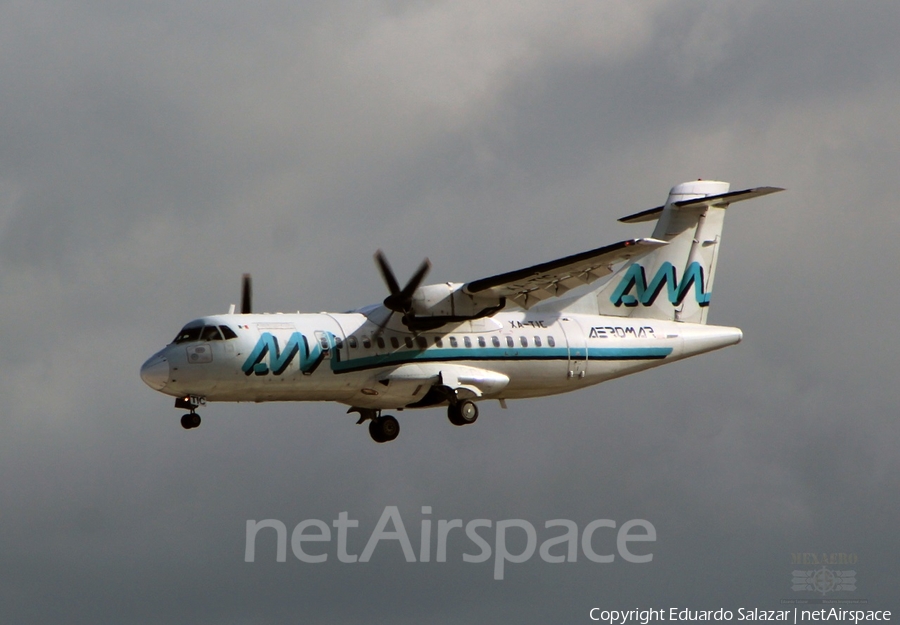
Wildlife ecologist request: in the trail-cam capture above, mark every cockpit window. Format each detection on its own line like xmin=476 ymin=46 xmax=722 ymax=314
xmin=200 ymin=326 xmax=223 ymax=341
xmin=173 ymin=325 xmax=203 ymax=344
xmin=173 ymin=324 xmax=230 ymax=344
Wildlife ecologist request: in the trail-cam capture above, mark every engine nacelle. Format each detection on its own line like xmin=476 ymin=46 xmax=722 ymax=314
xmin=410 ymin=283 xmax=505 ymax=321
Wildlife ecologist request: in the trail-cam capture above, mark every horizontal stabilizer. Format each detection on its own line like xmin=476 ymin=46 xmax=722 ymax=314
xmin=618 ymin=186 xmax=784 ymax=223
xmin=465 ymin=238 xmax=667 ymax=309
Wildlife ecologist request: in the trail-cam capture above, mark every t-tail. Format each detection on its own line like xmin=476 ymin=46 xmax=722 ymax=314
xmin=590 ymin=180 xmax=783 ymax=324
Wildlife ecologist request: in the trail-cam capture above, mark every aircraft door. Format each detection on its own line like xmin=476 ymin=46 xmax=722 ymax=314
xmin=560 ymin=317 xmax=587 ymax=380
xmin=315 ymin=330 xmax=334 ymax=361
xmin=317 ymin=315 xmax=349 ymax=368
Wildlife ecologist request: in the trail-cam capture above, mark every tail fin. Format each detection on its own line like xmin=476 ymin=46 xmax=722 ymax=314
xmin=590 ymin=181 xmax=782 ymax=324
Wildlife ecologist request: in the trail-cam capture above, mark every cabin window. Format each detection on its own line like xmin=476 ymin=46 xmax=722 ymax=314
xmin=520 ymin=336 xmax=528 ymax=347
xmin=348 ymin=336 xmax=358 ymax=348
xmin=417 ymin=336 xmax=428 ymax=349
xmin=449 ymin=337 xmax=458 ymax=348
xmin=219 ymin=325 xmax=238 ymax=340
xmin=434 ymin=337 xmax=443 ymax=347
xmin=391 ymin=336 xmax=400 ymax=349
xmin=547 ymin=336 xmax=556 ymax=348
xmin=534 ymin=336 xmax=542 ymax=347
xmin=405 ymin=337 xmax=414 ymax=348
xmin=334 ymin=338 xmax=343 ymax=349
xmin=376 ymin=336 xmax=385 ymax=349
xmin=477 ymin=336 xmax=486 ymax=348
xmin=506 ymin=336 xmax=515 ymax=348
xmin=492 ymin=336 xmax=500 ymax=348
xmin=362 ymin=336 xmax=372 ymax=349
xmin=464 ymin=336 xmax=472 ymax=348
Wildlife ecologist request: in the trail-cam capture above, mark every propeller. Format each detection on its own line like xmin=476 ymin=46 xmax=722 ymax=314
xmin=373 ymin=250 xmax=431 ymax=330
xmin=241 ymin=273 xmax=252 ymax=314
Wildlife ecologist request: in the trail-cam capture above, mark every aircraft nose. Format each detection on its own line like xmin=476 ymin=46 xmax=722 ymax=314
xmin=140 ymin=354 xmax=170 ymax=391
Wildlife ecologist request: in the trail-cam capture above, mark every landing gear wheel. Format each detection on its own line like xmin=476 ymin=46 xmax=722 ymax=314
xmin=368 ymin=415 xmax=400 ymax=443
xmin=180 ymin=413 xmax=201 ymax=430
xmin=458 ymin=400 xmax=478 ymax=424
xmin=369 ymin=419 xmax=386 ymax=442
xmin=447 ymin=404 xmax=464 ymax=426
xmin=379 ymin=415 xmax=399 ymax=441
xmin=447 ymin=400 xmax=478 ymax=426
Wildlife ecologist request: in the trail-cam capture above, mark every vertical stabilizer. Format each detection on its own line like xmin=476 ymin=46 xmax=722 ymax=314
xmin=589 ymin=181 xmax=781 ymax=324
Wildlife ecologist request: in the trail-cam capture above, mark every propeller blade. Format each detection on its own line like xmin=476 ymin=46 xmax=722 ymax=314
xmin=376 ymin=251 xmax=431 ymax=313
xmin=241 ymin=273 xmax=252 ymax=314
xmin=374 ymin=250 xmax=402 ymax=296
xmin=400 ymin=258 xmax=432 ymax=301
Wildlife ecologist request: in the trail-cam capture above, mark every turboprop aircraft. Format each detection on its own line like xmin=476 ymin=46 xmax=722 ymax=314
xmin=140 ymin=180 xmax=782 ymax=442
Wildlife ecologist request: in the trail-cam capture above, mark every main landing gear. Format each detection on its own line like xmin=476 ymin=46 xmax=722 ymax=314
xmin=447 ymin=399 xmax=479 ymax=426
xmin=350 ymin=408 xmax=400 ymax=443
xmin=349 ymin=399 xmax=480 ymax=442
xmin=369 ymin=415 xmax=400 ymax=443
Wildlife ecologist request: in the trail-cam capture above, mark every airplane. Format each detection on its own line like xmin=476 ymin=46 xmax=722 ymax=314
xmin=140 ymin=180 xmax=782 ymax=443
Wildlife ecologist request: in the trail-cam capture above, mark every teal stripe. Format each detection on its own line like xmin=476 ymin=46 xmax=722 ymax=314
xmin=587 ymin=347 xmax=673 ymax=360
xmin=330 ymin=345 xmax=672 ymax=374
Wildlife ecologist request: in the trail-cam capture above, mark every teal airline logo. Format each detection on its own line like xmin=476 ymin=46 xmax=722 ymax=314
xmin=242 ymin=332 xmax=333 ymax=376
xmin=610 ymin=261 xmax=710 ymax=308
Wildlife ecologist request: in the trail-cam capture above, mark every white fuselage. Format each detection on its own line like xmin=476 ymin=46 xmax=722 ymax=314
xmin=140 ymin=309 xmax=741 ymax=411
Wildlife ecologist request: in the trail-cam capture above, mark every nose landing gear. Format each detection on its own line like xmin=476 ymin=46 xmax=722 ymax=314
xmin=176 ymin=396 xmax=205 ymax=430
xmin=180 ymin=413 xmax=201 ymax=429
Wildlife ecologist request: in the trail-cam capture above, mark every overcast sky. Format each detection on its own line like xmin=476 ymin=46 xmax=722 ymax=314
xmin=1 ymin=1 xmax=898 ymax=623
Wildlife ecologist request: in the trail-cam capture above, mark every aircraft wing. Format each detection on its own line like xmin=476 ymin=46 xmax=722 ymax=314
xmin=463 ymin=238 xmax=666 ymax=309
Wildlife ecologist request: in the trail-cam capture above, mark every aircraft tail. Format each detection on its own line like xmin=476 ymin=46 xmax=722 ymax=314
xmin=585 ymin=180 xmax=782 ymax=324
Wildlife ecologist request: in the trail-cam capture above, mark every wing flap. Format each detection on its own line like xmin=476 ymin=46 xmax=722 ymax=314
xmin=463 ymin=237 xmax=667 ymax=309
